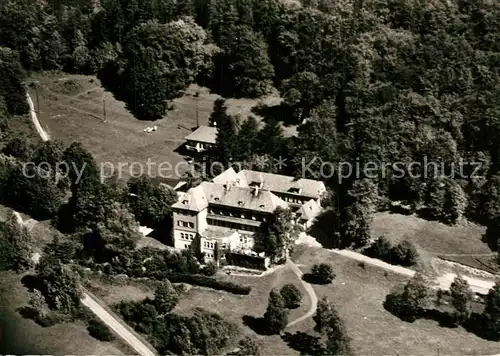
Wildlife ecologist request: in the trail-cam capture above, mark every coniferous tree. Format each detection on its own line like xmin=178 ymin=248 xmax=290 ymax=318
xmin=263 ymin=289 xmax=288 ymax=334
xmin=209 ymin=98 xmax=227 ymax=127
xmin=257 ymin=119 xmax=284 ymax=158
xmin=153 ymin=280 xmax=179 ymax=314
xmin=235 ymin=115 xmax=260 ymax=162
xmin=0 ymin=47 xmax=28 ymax=115
xmin=313 ymin=296 xmax=351 ymax=355
xmin=450 ymin=275 xmax=474 ymax=326
xmin=483 ymin=281 xmax=500 ymax=340
xmin=212 ymin=105 xmax=238 ymax=171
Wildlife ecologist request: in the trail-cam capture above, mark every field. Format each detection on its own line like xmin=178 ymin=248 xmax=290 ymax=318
xmin=28 ymin=72 xmax=295 ymax=183
xmin=173 ymin=265 xmax=311 ymax=355
xmin=291 ymin=246 xmax=500 ymax=355
xmin=0 ymin=271 xmax=129 ymax=355
xmin=372 ymin=212 xmax=498 ymax=274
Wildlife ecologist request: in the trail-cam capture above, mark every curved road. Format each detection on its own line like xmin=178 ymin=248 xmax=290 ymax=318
xmin=286 ymin=259 xmax=318 ymax=328
xmin=26 ymin=91 xmax=49 ymax=141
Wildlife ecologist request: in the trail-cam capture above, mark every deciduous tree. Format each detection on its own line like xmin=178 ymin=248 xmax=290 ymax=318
xmin=280 ymin=283 xmax=302 ymax=309
xmin=122 ymin=18 xmax=217 ymax=120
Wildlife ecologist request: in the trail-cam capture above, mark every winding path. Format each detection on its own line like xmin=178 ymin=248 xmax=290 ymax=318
xmin=286 ymin=259 xmax=318 ymax=328
xmin=26 ymin=91 xmax=49 ymax=141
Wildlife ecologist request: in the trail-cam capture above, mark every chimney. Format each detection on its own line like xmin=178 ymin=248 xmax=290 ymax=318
xmin=251 ymin=185 xmax=259 ymax=196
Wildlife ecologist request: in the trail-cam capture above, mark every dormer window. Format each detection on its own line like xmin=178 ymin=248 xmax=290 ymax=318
xmin=259 ymin=204 xmax=265 ymax=208
xmin=183 ymin=200 xmax=188 ymax=205
xmin=214 ymin=197 xmax=220 ymax=201
xmin=288 ymin=187 xmax=301 ymax=194
xmin=238 ymin=201 xmax=244 ymax=206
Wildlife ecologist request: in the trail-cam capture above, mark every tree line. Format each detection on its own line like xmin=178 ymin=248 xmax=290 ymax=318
xmin=3 ymin=0 xmax=500 ymax=256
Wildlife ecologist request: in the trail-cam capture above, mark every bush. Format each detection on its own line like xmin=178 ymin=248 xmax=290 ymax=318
xmin=201 ymin=262 xmax=217 ymax=276
xmin=391 ymin=240 xmax=419 ymax=266
xmin=152 ymin=272 xmax=251 ymax=295
xmin=35 ymin=311 xmax=63 ymax=327
xmin=153 ymin=281 xmax=179 ymax=314
xmin=87 ymin=318 xmax=115 ymax=341
xmin=18 ymin=305 xmax=63 ymax=327
xmin=311 ymin=263 xmax=335 ymax=284
xmin=280 ymin=284 xmax=302 ymax=309
xmin=364 ymin=236 xmax=392 ymax=261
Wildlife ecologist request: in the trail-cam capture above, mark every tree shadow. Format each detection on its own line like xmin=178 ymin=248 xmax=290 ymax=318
xmin=463 ymin=313 xmax=496 ymax=340
xmin=21 ymin=274 xmax=41 ymax=292
xmin=251 ymin=102 xmax=297 ymax=127
xmin=281 ymin=331 xmax=325 ymax=355
xmin=242 ymin=315 xmax=268 ymax=335
xmin=384 ymin=294 xmax=497 ymax=341
xmin=17 ymin=305 xmax=39 ymax=321
xmin=307 ymin=210 xmax=337 ymax=249
xmin=420 ymin=308 xmax=458 ymax=328
xmin=301 ymin=273 xmax=331 ymax=285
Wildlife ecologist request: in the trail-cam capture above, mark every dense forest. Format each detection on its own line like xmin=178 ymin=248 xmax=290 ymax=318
xmin=1 ymin=0 xmax=500 ymax=254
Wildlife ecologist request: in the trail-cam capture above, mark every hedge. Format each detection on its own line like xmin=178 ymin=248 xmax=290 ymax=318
xmin=152 ymin=272 xmax=251 ymax=295
xmin=225 ymin=253 xmax=268 ymax=271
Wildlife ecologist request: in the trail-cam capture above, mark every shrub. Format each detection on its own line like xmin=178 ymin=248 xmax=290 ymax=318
xmin=311 ymin=263 xmax=335 ymax=284
xmin=201 ymin=262 xmax=217 ymax=276
xmin=384 ymin=292 xmax=414 ymax=321
xmin=152 ymin=272 xmax=251 ymax=295
xmin=384 ymin=273 xmax=431 ymax=322
xmin=280 ymin=284 xmax=302 ymax=309
xmin=153 ymin=281 xmax=179 ymax=314
xmin=35 ymin=311 xmax=63 ymax=327
xmin=391 ymin=240 xmax=419 ymax=266
xmin=87 ymin=318 xmax=115 ymax=341
xmin=364 ymin=236 xmax=392 ymax=261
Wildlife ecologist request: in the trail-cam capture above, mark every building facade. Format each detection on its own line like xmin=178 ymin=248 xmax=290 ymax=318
xmin=171 ymin=168 xmax=326 ymax=264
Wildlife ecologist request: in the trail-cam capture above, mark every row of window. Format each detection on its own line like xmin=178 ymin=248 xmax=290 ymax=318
xmin=208 ymin=208 xmax=266 ymax=222
xmin=203 ymin=241 xmax=229 ymax=250
xmin=280 ymin=195 xmax=305 ymax=204
xmin=204 ymin=241 xmax=215 ymax=249
xmin=180 ymin=233 xmax=195 ymax=240
xmin=176 ymin=210 xmax=197 ymax=217
xmin=207 ymin=218 xmax=259 ymax=232
xmin=206 ymin=253 xmax=215 ymax=259
xmin=177 ymin=221 xmax=195 ymax=228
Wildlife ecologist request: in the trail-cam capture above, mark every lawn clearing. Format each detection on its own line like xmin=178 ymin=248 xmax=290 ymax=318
xmin=85 ymin=277 xmax=154 ymax=306
xmin=372 ymin=212 xmax=491 ymax=256
xmin=0 ymin=271 xmax=128 ymax=355
xmin=29 ymin=72 xmax=296 ymax=182
xmin=292 ymin=246 xmax=500 ymax=356
xmin=173 ymin=265 xmax=311 ymax=355
xmin=372 ymin=212 xmax=497 ymax=275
